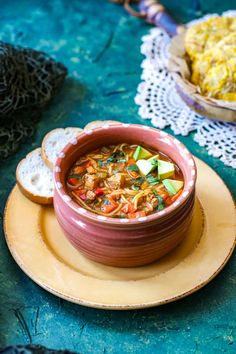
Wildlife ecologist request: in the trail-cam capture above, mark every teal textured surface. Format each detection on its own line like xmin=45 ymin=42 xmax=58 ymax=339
xmin=0 ymin=0 xmax=235 ymax=352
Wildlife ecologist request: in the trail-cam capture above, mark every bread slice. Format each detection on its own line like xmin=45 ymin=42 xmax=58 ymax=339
xmin=42 ymin=127 xmax=83 ymax=169
xmin=16 ymin=148 xmax=54 ymax=205
xmin=84 ymin=120 xmax=119 ymax=130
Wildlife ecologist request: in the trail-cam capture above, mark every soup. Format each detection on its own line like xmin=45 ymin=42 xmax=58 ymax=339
xmin=66 ymin=143 xmax=184 ymax=219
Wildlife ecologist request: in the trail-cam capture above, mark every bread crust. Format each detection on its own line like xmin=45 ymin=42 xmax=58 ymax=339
xmin=16 ymin=148 xmax=53 ymax=205
xmin=41 ymin=128 xmax=64 ymax=170
xmin=41 ymin=127 xmax=83 ymax=170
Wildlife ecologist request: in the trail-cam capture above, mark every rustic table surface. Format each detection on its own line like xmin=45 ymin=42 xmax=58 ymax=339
xmin=0 ymin=0 xmax=235 ymax=352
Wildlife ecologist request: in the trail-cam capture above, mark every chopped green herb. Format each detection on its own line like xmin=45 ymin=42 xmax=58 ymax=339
xmin=152 ymin=190 xmax=164 ymax=204
xmin=158 ymin=204 xmax=165 ymax=211
xmin=117 ymin=151 xmax=125 ymax=157
xmin=106 ymin=150 xmax=125 ymax=163
xmin=151 ymin=159 xmax=159 ymax=166
xmin=102 ymin=198 xmax=111 ymax=205
xmin=146 ymin=175 xmax=159 ymax=185
xmin=127 ymin=164 xmax=139 ymax=172
xmin=149 ymin=180 xmax=159 ymax=186
xmin=117 ymin=158 xmax=127 ymax=163
xmin=152 ymin=190 xmax=164 ymax=207
xmin=107 ymin=156 xmax=116 ymax=163
xmin=68 ymin=174 xmax=82 ymax=179
xmin=131 ymin=177 xmax=144 ymax=188
xmin=133 ymin=186 xmax=140 ymax=190
xmin=156 ymin=195 xmax=164 ymax=204
xmin=134 ymin=177 xmax=144 ymax=185
xmin=146 ymin=174 xmax=156 ymax=180
xmin=152 ymin=189 xmax=158 ymax=197
xmin=98 ymin=159 xmax=104 ymax=167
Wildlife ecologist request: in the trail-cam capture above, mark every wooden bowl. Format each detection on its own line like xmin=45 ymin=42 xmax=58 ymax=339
xmin=53 ymin=123 xmax=197 ymax=267
xmin=168 ymin=32 xmax=236 ymax=123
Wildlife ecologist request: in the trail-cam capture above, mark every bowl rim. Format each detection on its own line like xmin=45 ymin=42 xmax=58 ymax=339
xmin=53 ymin=123 xmax=197 ymax=226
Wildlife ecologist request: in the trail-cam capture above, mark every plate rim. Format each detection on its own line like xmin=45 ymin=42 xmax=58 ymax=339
xmin=3 ymin=158 xmax=236 ymax=310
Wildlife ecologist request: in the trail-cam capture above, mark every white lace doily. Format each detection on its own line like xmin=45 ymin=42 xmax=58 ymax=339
xmin=135 ymin=11 xmax=236 ymax=168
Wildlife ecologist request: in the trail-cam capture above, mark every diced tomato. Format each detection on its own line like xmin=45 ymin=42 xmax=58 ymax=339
xmin=95 ymin=188 xmax=104 ymax=197
xmin=67 ymin=178 xmax=79 ymax=186
xmin=128 ymin=211 xmax=146 ymax=219
xmin=103 ymin=204 xmax=116 ymax=213
xmin=129 ymin=204 xmax=137 ymax=213
xmin=102 ymin=197 xmax=118 ymax=214
xmin=165 ymin=197 xmax=173 ymax=206
xmin=127 ymin=158 xmax=136 ymax=165
xmin=171 ymin=189 xmax=183 ymax=202
xmin=121 ymin=204 xmax=129 ymax=213
xmin=121 ymin=203 xmax=137 ymax=214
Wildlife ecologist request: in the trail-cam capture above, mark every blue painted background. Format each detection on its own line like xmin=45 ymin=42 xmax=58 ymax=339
xmin=0 ymin=0 xmax=235 ymax=353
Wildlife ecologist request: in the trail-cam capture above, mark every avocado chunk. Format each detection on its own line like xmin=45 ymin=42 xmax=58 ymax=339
xmin=133 ymin=146 xmax=153 ymax=161
xmin=136 ymin=154 xmax=160 ymax=175
xmin=157 ymin=160 xmax=175 ymax=179
xmin=163 ymin=179 xmax=184 ymax=195
xmin=136 ymin=159 xmax=156 ymax=176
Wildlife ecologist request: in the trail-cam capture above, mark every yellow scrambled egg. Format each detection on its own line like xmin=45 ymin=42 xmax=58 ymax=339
xmin=185 ymin=17 xmax=236 ymax=101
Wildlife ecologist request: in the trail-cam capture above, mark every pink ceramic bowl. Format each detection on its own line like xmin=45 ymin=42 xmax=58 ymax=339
xmin=53 ymin=123 xmax=197 ymax=267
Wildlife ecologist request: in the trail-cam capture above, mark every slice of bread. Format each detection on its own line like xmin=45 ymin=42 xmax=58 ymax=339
xmin=42 ymin=127 xmax=83 ymax=169
xmin=16 ymin=148 xmax=54 ymax=205
xmin=84 ymin=120 xmax=119 ymax=130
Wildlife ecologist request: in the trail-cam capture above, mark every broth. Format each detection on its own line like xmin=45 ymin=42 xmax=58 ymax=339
xmin=66 ymin=143 xmax=184 ymax=219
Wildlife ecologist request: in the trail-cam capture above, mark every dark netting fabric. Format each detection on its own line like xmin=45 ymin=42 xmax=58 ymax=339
xmin=0 ymin=42 xmax=67 ymax=159
xmin=0 ymin=345 xmax=76 ymax=354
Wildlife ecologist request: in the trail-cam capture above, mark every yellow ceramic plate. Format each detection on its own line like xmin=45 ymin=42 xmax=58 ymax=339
xmin=4 ymin=158 xmax=236 ymax=310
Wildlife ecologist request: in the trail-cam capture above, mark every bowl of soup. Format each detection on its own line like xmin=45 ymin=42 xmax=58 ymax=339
xmin=53 ymin=123 xmax=197 ymax=267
